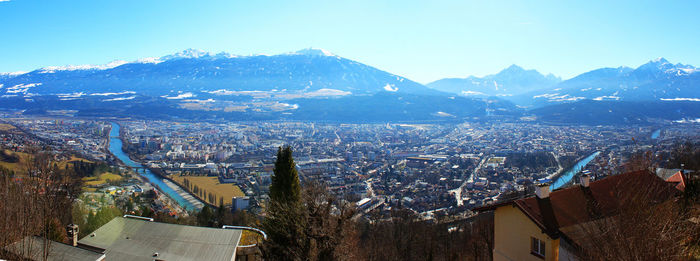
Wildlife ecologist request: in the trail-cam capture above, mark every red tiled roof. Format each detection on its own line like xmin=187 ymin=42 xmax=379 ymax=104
xmin=477 ymin=170 xmax=679 ymax=238
xmin=665 ymin=171 xmax=686 ymax=191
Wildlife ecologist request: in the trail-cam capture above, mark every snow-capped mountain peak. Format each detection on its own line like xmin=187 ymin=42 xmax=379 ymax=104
xmin=213 ymin=51 xmax=237 ymax=59
xmin=652 ymin=57 xmax=669 ymax=64
xmin=635 ymin=57 xmax=697 ymax=75
xmin=136 ymin=57 xmax=164 ymax=64
xmin=38 ymin=60 xmax=128 ymax=73
xmin=161 ymin=48 xmax=212 ymax=60
xmin=501 ymin=64 xmax=524 ymax=72
xmin=0 ymin=71 xmax=29 ymax=77
xmin=290 ymin=48 xmax=336 ymax=57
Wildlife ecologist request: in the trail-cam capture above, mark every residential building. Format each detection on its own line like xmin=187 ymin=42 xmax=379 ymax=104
xmin=476 ymin=170 xmax=678 ymax=261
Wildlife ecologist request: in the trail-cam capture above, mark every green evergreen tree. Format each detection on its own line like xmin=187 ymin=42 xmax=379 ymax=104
xmin=262 ymin=146 xmax=306 ymax=260
xmin=269 ymin=146 xmax=301 ymax=203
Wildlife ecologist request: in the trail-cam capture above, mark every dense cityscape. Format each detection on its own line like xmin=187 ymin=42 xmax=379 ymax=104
xmin=2 ymin=114 xmax=696 ymax=223
xmin=2 ymin=1 xmax=700 ymax=260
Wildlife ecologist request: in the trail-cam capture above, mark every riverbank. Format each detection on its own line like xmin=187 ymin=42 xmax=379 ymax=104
xmin=546 ymin=152 xmax=590 ymax=180
xmin=549 ymin=151 xmax=601 ymax=190
xmin=162 ymin=179 xmax=205 ymax=209
xmin=107 ymin=122 xmax=203 ymax=211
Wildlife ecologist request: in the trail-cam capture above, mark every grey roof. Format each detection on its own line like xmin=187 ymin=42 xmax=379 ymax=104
xmin=78 ymin=217 xmax=242 ymax=261
xmin=4 ymin=236 xmax=105 ymax=261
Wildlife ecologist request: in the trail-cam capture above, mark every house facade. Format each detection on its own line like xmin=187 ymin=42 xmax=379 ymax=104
xmin=478 ymin=170 xmax=678 ymax=261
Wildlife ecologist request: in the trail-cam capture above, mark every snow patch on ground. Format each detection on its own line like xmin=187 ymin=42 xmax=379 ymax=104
xmin=6 ymin=83 xmax=42 ymax=94
xmin=434 ymin=111 xmax=455 ymax=117
xmin=305 ymin=88 xmax=351 ymax=97
xmin=206 ymin=89 xmax=266 ymax=95
xmin=279 ymin=103 xmax=299 ymax=110
xmin=661 ymin=98 xmax=700 ymax=101
xmin=547 ymin=95 xmax=584 ymax=102
xmin=461 ymin=90 xmax=486 ymax=96
xmin=383 ymin=84 xmax=398 ymax=92
xmin=161 ymin=92 xmax=195 ymax=99
xmin=533 ymin=93 xmax=584 ymax=102
xmin=103 ymin=96 xmax=135 ymax=102
xmin=674 ymin=118 xmax=700 ymax=123
xmin=90 ymin=91 xmax=136 ymax=96
xmin=533 ymin=93 xmax=560 ymax=99
xmin=182 ymin=98 xmax=215 ymax=103
xmin=593 ymin=95 xmax=620 ymax=101
xmin=58 ymin=92 xmax=85 ymax=98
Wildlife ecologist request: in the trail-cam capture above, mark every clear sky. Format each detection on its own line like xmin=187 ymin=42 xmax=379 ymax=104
xmin=1 ymin=0 xmax=698 ymax=83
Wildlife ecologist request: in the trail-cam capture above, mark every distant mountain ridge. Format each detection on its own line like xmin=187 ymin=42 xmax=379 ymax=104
xmin=0 ymin=48 xmax=441 ymax=98
xmin=0 ymin=48 xmax=515 ymax=122
xmin=427 ymin=65 xmax=561 ymax=97
xmin=525 ymin=58 xmax=700 ymax=106
xmin=1 ymin=51 xmax=698 ymax=124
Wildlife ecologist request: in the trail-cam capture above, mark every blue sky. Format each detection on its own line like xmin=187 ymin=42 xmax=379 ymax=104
xmin=1 ymin=0 xmax=698 ymax=83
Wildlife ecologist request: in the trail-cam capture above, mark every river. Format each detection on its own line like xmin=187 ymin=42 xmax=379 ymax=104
xmin=550 ymin=151 xmax=601 ymax=190
xmin=109 ymin=122 xmax=197 ymax=210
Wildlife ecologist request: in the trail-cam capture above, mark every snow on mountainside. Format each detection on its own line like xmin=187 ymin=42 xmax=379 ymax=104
xmin=0 ymin=48 xmax=516 ymax=122
xmin=525 ymin=58 xmax=700 ymax=106
xmin=427 ymin=65 xmax=561 ymax=97
xmin=288 ymin=48 xmax=336 ymax=57
xmin=0 ymin=48 xmax=441 ymax=98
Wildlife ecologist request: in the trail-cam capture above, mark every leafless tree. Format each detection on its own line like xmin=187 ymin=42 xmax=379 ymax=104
xmin=0 ymin=149 xmax=82 ymax=260
xmin=570 ymin=173 xmax=699 ymax=260
xmin=261 ymin=181 xmax=359 ymax=261
xmin=359 ymin=208 xmax=493 ymax=261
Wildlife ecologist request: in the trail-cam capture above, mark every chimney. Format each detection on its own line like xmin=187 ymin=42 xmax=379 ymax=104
xmin=66 ymin=224 xmax=79 ymax=247
xmin=580 ymin=170 xmax=591 ymax=188
xmin=535 ymin=180 xmax=550 ymax=199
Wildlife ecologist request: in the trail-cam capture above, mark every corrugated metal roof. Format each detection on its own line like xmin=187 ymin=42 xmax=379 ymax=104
xmin=5 ymin=236 xmax=105 ymax=261
xmin=78 ymin=217 xmax=242 ymax=261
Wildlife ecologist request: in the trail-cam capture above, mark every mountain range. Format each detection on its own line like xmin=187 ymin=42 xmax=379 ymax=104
xmin=0 ymin=49 xmax=698 ymax=124
xmin=523 ymin=58 xmax=699 ymax=106
xmin=0 ymin=48 xmax=509 ymax=122
xmin=427 ymin=65 xmax=561 ymax=97
xmin=0 ymin=48 xmax=438 ymax=98
xmin=427 ymin=58 xmax=700 ymax=107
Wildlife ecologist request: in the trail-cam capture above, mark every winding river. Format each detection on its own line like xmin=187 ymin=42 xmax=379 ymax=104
xmin=108 ymin=122 xmax=196 ymax=210
xmin=550 ymin=151 xmax=601 ymax=190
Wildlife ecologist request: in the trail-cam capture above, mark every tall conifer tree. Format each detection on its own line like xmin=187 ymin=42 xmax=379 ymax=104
xmin=269 ymin=146 xmax=301 ymax=204
xmin=263 ymin=146 xmax=306 ymax=260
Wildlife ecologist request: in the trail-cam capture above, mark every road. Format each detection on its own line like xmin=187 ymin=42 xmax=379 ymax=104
xmin=334 ymin=131 xmax=341 ymax=146
xmin=546 ymin=151 xmax=564 ymax=179
xmin=450 ymin=157 xmax=487 ymax=206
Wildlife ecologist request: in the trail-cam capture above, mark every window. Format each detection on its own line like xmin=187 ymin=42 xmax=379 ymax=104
xmin=531 ymin=237 xmax=545 ymax=258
